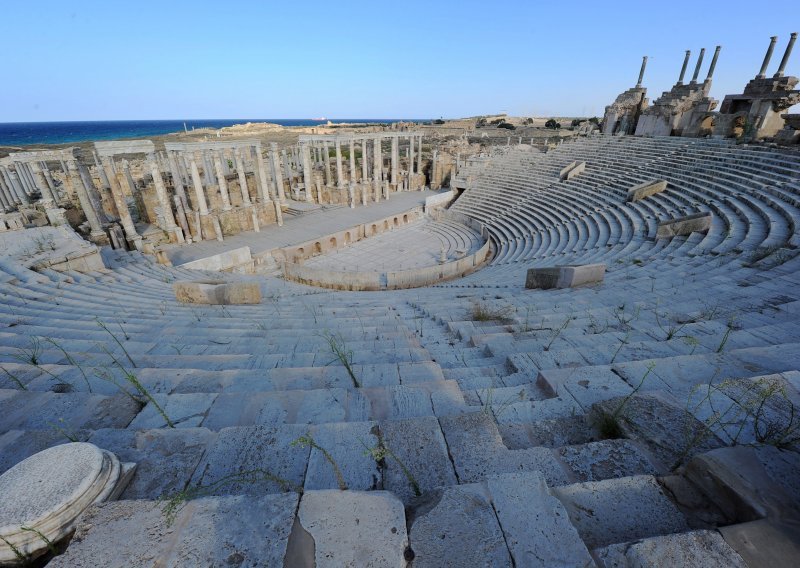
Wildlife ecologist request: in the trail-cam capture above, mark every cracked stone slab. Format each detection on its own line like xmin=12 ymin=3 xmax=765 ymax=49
xmin=190 ymin=425 xmax=309 ymax=496
xmin=488 ymin=472 xmax=593 ymax=567
xmin=378 ymin=416 xmax=457 ymax=505
xmin=0 ymin=390 xmax=140 ymax=431
xmin=596 ymin=529 xmax=747 ymax=567
xmin=498 ymin=415 xmax=598 ymax=450
xmin=407 ymin=483 xmax=512 ymax=567
xmin=558 ymin=439 xmax=662 ymax=482
xmin=49 ymin=494 xmax=298 ymax=567
xmin=293 ymin=490 xmax=408 ymax=567
xmin=303 ymin=421 xmax=380 ymax=491
xmin=537 ymin=366 xmax=632 ymax=410
xmin=552 ymin=475 xmax=689 ymax=548
xmin=127 ymin=393 xmax=217 ymax=429
xmin=439 ymin=412 xmax=570 ymax=485
xmin=88 ymin=427 xmax=216 ymax=499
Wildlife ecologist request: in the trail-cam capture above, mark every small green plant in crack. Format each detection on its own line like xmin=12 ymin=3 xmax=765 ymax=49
xmin=13 ymin=336 xmax=43 ymax=366
xmin=544 ymin=316 xmax=571 ymax=352
xmin=95 ymin=345 xmax=174 ymax=428
xmin=0 ymin=535 xmax=27 ymax=564
xmin=591 ymin=363 xmax=655 ymax=439
xmin=654 ymin=307 xmax=689 ymax=341
xmin=292 ymin=434 xmax=347 ymax=490
xmin=20 ymin=526 xmax=57 ymax=556
xmin=45 ymin=337 xmax=92 ymax=392
xmin=716 ymin=314 xmax=739 ymax=353
xmin=0 ymin=365 xmax=27 ymax=390
xmin=96 ymin=319 xmax=136 ymax=369
xmin=609 ymin=331 xmax=631 ymax=364
xmin=159 ymin=469 xmax=301 ymax=527
xmin=320 ymin=331 xmax=360 ymax=388
xmin=50 ymin=417 xmax=82 ymax=442
xmin=362 ymin=440 xmax=421 ymax=497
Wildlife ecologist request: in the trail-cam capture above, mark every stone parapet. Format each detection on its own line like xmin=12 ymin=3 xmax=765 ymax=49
xmin=526 ymin=263 xmax=606 ymax=290
xmin=656 ymin=212 xmax=712 ymax=239
xmin=627 ymin=180 xmax=667 ymax=202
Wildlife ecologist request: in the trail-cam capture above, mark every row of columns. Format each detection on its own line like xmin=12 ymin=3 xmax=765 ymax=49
xmin=298 ymin=134 xmax=425 ymax=206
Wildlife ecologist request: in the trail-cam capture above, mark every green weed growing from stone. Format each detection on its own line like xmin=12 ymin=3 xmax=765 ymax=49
xmin=544 ymin=316 xmax=571 ymax=352
xmin=363 ymin=440 xmax=421 ymax=497
xmin=321 ymin=331 xmax=360 ymax=388
xmin=0 ymin=365 xmax=27 ymax=390
xmin=292 ymin=434 xmax=347 ymax=490
xmin=592 ymin=363 xmax=655 ymax=439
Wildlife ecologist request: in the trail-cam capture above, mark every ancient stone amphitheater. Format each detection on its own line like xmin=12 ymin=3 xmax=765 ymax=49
xmin=2 ymin=134 xmax=800 ymax=566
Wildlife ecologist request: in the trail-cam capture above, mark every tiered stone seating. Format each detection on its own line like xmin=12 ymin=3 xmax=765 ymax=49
xmin=1 ymin=136 xmax=799 ymax=565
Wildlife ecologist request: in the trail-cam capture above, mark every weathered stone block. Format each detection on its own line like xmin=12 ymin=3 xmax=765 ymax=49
xmin=656 ymin=212 xmax=713 ymax=239
xmin=627 ymin=179 xmax=667 ymax=202
xmin=525 ymin=263 xmax=605 ymax=289
xmin=173 ymin=280 xmax=261 ymax=304
xmin=560 ymin=161 xmax=586 ymax=181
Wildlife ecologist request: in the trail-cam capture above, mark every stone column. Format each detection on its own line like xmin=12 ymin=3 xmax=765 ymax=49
xmin=8 ymin=170 xmax=29 ymax=204
xmin=203 ymin=152 xmax=217 ymax=187
xmin=431 ymin=149 xmax=439 ymax=189
xmin=361 ymin=139 xmax=369 ymax=182
xmin=322 ymin=141 xmax=332 ymax=186
xmin=103 ymin=156 xmax=141 ymax=249
xmin=167 ymin=151 xmax=188 ymax=203
xmin=77 ymin=162 xmax=107 ymax=222
xmin=409 ymin=136 xmax=415 ymax=178
xmin=391 ymin=136 xmax=398 ymax=188
xmin=0 ymin=179 xmax=11 ymax=210
xmin=18 ymin=163 xmax=36 ymax=195
xmin=335 ymin=139 xmax=344 ymax=187
xmin=301 ymin=142 xmax=314 ymax=203
xmin=253 ymin=146 xmax=272 ymax=202
xmin=281 ymin=149 xmax=291 ymax=190
xmin=757 ymin=36 xmax=778 ymax=78
xmin=66 ymin=160 xmax=103 ymax=238
xmin=416 ymin=136 xmax=423 ymax=178
xmin=148 ymin=157 xmax=180 ymax=236
xmin=29 ymin=161 xmax=55 ymax=203
xmin=373 ymin=137 xmax=382 ymax=202
xmin=269 ymin=143 xmax=286 ymax=203
xmin=213 ymin=153 xmax=232 ymax=211
xmin=188 ymin=153 xmax=210 ymax=216
xmin=349 ymin=139 xmax=356 ymax=183
xmin=690 ymin=47 xmax=705 ymax=84
xmin=775 ymin=32 xmax=798 ymax=78
xmin=41 ymin=163 xmax=58 ymax=198
xmin=706 ymin=46 xmax=721 ymax=81
xmin=636 ymin=55 xmax=648 ymax=87
xmin=677 ymin=50 xmax=691 ymax=85
xmin=234 ymin=149 xmax=252 ymax=205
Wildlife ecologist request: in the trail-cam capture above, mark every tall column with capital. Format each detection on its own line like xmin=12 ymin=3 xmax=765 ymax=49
xmin=373 ymin=137 xmax=382 ymax=202
xmin=234 ymin=149 xmax=252 ymax=206
xmin=301 ymin=142 xmax=314 ymax=203
xmin=349 ymin=139 xmax=356 ymax=183
xmin=677 ymin=50 xmax=691 ymax=85
xmin=757 ymin=36 xmax=778 ymax=78
xmin=269 ymin=143 xmax=286 ymax=203
xmin=167 ymin=151 xmax=188 ymax=203
xmin=391 ymin=136 xmax=398 ymax=188
xmin=102 ymin=156 xmax=141 ymax=248
xmin=775 ymin=32 xmax=798 ymax=78
xmin=706 ymin=46 xmax=721 ymax=81
xmin=335 ymin=139 xmax=344 ymax=187
xmin=409 ymin=136 xmax=415 ymax=179
xmin=431 ymin=149 xmax=439 ymax=189
xmin=64 ymin=160 xmax=105 ymax=238
xmin=322 ymin=141 xmax=332 ymax=186
xmin=690 ymin=48 xmax=705 ymax=84
xmin=147 ymin=156 xmax=180 ymax=238
xmin=361 ymin=139 xmax=369 ymax=182
xmin=636 ymin=56 xmax=648 ymax=87
xmin=213 ymin=153 xmax=232 ymax=211
xmin=253 ymin=145 xmax=272 ymax=202
xmin=416 ymin=136 xmax=423 ymax=179
xmin=188 ymin=153 xmax=210 ymax=216
xmin=29 ymin=161 xmax=55 ymax=203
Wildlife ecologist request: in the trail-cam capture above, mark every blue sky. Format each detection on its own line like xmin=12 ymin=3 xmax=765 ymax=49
xmin=2 ymin=0 xmax=798 ymax=121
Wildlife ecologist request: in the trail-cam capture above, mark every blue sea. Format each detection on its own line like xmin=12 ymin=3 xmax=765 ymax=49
xmin=0 ymin=119 xmax=421 ymax=146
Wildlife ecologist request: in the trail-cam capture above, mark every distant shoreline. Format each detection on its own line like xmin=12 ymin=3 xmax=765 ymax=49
xmin=0 ymin=118 xmax=428 ymax=147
